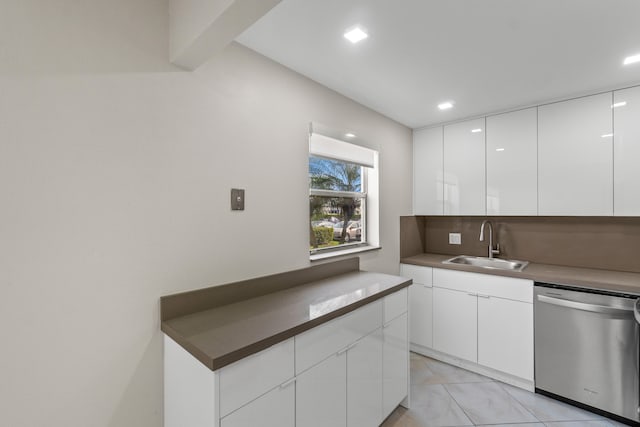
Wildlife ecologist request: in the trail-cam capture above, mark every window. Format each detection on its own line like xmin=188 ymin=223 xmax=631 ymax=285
xmin=309 ymin=129 xmax=378 ymax=257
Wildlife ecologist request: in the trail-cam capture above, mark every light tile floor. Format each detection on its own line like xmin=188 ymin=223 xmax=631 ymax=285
xmin=381 ymin=352 xmax=630 ymax=427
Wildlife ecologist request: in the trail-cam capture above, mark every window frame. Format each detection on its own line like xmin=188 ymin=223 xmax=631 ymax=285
xmin=308 ymin=127 xmax=379 ymax=259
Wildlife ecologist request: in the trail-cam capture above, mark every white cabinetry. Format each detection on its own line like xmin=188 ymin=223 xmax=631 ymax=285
xmin=221 ymin=382 xmax=295 ymax=427
xmin=347 ymin=330 xmax=384 ymax=427
xmin=165 ymin=289 xmax=409 ymax=427
xmin=295 ymin=301 xmax=382 ymax=427
xmin=433 ymin=287 xmax=478 ymax=362
xmin=486 ymin=108 xmax=538 ymax=215
xmin=296 ymin=352 xmax=347 ymax=427
xmin=414 ymin=126 xmax=444 ymax=215
xmin=297 ymin=326 xmax=387 ymax=427
xmin=477 ymin=296 xmax=533 ymax=381
xmin=443 ymin=118 xmax=486 ymax=215
xmin=219 ymin=339 xmax=294 ymax=417
xmin=613 ymin=86 xmax=640 ymax=216
xmin=401 ymin=264 xmax=433 ymax=349
xmin=429 ymin=268 xmax=534 ymax=387
xmin=382 ymin=289 xmax=409 ymax=417
xmin=538 ymin=93 xmax=613 ymax=215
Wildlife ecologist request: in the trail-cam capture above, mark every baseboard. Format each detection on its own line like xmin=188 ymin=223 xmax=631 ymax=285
xmin=410 ymin=343 xmax=534 ymax=392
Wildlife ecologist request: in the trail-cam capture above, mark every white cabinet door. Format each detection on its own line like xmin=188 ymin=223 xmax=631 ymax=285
xmin=477 ymin=296 xmax=533 ymax=381
xmin=538 ymin=93 xmax=613 ymax=215
xmin=433 ymin=287 xmax=477 ymax=362
xmin=221 ymin=381 xmax=295 ymax=427
xmin=383 ymin=313 xmax=408 ymax=417
xmin=400 ymin=264 xmax=433 ymax=286
xmin=414 ymin=126 xmax=444 ymax=215
xmin=219 ymin=338 xmax=294 ymax=417
xmin=347 ymin=329 xmax=383 ymax=427
xmin=486 ymin=108 xmax=538 ymax=215
xmin=613 ymin=86 xmax=640 ymax=215
xmin=296 ymin=352 xmax=347 ymax=427
xmin=443 ymin=118 xmax=486 ymax=215
xmin=296 ymin=301 xmax=382 ymax=375
xmin=409 ymin=283 xmax=433 ymax=348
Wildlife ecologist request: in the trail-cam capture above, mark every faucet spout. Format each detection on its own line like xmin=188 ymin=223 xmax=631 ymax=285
xmin=479 ymin=220 xmax=500 ymax=259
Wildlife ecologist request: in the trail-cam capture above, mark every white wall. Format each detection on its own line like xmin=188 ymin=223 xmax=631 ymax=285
xmin=0 ymin=1 xmax=412 ymax=426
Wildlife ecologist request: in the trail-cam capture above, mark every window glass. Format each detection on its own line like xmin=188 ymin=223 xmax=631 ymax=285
xmin=309 ymin=156 xmax=365 ymax=251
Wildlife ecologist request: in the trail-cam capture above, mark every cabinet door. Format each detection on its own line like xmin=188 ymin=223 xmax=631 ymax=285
xmin=409 ymin=283 xmax=433 ymax=348
xmin=613 ymin=86 xmax=640 ymax=215
xmin=219 ymin=338 xmax=294 ymax=417
xmin=400 ymin=264 xmax=433 ymax=286
xmin=486 ymin=108 xmax=538 ymax=215
xmin=443 ymin=118 xmax=486 ymax=215
xmin=221 ymin=381 xmax=295 ymax=427
xmin=478 ymin=296 xmax=533 ymax=381
xmin=296 ymin=352 xmax=347 ymax=427
xmin=383 ymin=313 xmax=408 ymax=417
xmin=347 ymin=329 xmax=383 ymax=427
xmin=538 ymin=93 xmax=613 ymax=215
xmin=414 ymin=126 xmax=444 ymax=215
xmin=433 ymin=287 xmax=477 ymax=362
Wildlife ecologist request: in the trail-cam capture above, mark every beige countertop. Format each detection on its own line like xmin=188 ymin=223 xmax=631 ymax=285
xmin=401 ymin=253 xmax=640 ymax=296
xmin=162 ymin=269 xmax=411 ymax=371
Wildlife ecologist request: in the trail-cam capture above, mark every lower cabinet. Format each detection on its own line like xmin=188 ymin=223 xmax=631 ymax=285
xmin=347 ymin=329 xmax=384 ymax=427
xmin=221 ymin=381 xmax=295 ymax=427
xmin=477 ymin=296 xmax=533 ymax=380
xmin=433 ymin=287 xmax=478 ymax=362
xmin=296 ymin=352 xmax=347 ymax=427
xmin=165 ymin=288 xmax=409 ymax=427
xmin=296 ymin=327 xmax=386 ymax=427
xmin=400 ymin=264 xmax=433 ymax=349
xmin=409 ymin=284 xmax=433 ymax=348
xmin=403 ymin=264 xmax=534 ymax=386
xmin=383 ymin=312 xmax=408 ymax=416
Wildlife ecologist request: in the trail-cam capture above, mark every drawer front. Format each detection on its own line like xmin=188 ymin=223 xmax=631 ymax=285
xmin=384 ymin=288 xmax=408 ymax=324
xmin=295 ymin=300 xmax=383 ymax=375
xmin=433 ymin=268 xmax=532 ymax=303
xmin=400 ymin=264 xmax=433 ymax=286
xmin=219 ymin=338 xmax=294 ymax=417
xmin=220 ymin=379 xmax=295 ymax=427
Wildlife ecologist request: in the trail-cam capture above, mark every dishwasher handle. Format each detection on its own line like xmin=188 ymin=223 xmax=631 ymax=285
xmin=635 ymin=299 xmax=640 ymax=324
xmin=537 ymin=294 xmax=634 ymax=316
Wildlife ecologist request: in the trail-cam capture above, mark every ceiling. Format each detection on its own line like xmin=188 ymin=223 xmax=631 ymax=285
xmin=236 ymin=0 xmax=640 ymax=129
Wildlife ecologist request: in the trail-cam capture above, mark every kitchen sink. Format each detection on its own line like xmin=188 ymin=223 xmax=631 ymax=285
xmin=442 ymin=255 xmax=529 ymax=272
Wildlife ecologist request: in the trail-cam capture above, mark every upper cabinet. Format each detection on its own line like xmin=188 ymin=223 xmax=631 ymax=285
xmin=538 ymin=93 xmax=613 ymax=216
xmin=613 ymin=87 xmax=640 ymax=216
xmin=443 ymin=118 xmax=486 ymax=215
xmin=412 ymin=85 xmax=640 ymax=217
xmin=413 ymin=127 xmax=443 ymax=215
xmin=486 ymin=108 xmax=538 ymax=215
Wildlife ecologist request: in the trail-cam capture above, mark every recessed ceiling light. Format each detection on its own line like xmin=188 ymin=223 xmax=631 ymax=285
xmin=612 ymin=101 xmax=627 ymax=108
xmin=438 ymin=102 xmax=454 ymax=110
xmin=344 ymin=27 xmax=368 ymax=44
xmin=601 ymin=133 xmax=614 ymax=138
xmin=496 ymin=148 xmax=505 ymax=152
xmin=345 ymin=133 xmax=356 ymax=138
xmin=623 ymin=53 xmax=640 ymax=65
xmin=471 ymin=128 xmax=482 ymax=133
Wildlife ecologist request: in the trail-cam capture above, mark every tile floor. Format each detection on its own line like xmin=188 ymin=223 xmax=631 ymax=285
xmin=381 ymin=352 xmax=629 ymax=427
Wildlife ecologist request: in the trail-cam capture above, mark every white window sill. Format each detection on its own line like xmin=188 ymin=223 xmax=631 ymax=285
xmin=309 ymin=244 xmax=381 ymax=262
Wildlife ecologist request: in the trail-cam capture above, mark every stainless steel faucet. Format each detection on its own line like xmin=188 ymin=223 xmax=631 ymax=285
xmin=479 ymin=220 xmax=500 ymax=259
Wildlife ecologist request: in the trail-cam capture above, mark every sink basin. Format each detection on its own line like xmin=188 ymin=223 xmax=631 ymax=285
xmin=442 ymin=255 xmax=529 ymax=272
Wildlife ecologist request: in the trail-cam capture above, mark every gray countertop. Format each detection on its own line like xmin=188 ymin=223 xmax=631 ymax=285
xmin=162 ymin=269 xmax=411 ymax=371
xmin=401 ymin=253 xmax=640 ymax=296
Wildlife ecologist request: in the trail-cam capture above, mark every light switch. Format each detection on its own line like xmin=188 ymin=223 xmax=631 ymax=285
xmin=449 ymin=233 xmax=461 ymax=245
xmin=231 ymin=188 xmax=245 ymax=211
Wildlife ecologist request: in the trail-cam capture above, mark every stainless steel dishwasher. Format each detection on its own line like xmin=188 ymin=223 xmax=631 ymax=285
xmin=534 ymin=283 xmax=640 ymax=425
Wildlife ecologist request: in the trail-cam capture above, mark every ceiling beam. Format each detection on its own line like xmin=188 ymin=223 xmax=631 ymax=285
xmin=170 ymin=0 xmax=282 ymax=70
